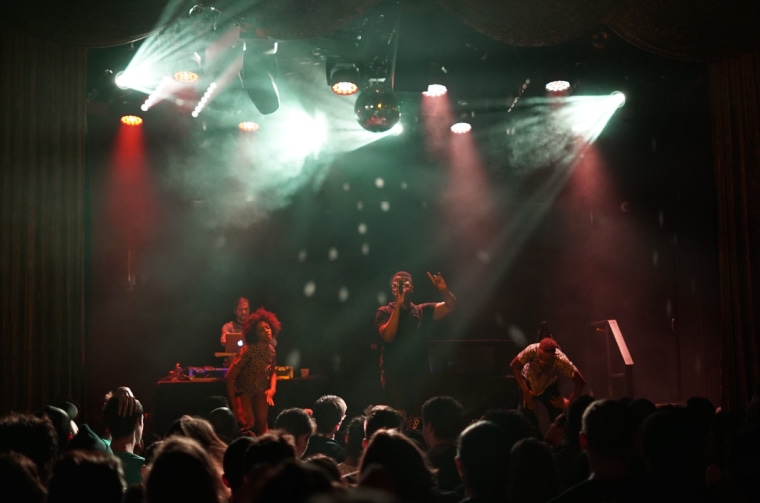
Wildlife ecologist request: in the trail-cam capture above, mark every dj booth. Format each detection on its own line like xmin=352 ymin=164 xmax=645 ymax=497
xmin=151 ymin=340 xmax=519 ymax=434
xmin=152 ymin=376 xmax=332 ymax=435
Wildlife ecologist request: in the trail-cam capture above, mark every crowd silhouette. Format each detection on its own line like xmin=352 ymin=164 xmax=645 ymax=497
xmin=1 ymin=385 xmax=759 ymax=503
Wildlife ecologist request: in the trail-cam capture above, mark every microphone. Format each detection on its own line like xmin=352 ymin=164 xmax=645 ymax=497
xmin=396 ymin=279 xmax=405 ymax=298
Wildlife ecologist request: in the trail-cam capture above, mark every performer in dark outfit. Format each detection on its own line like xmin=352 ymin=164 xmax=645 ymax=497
xmin=375 ymin=271 xmax=457 ymax=425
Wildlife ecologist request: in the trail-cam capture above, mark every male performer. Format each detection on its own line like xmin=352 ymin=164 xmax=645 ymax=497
xmin=220 ymin=297 xmax=250 ymax=348
xmin=510 ymin=337 xmax=586 ymax=431
xmin=375 ymin=270 xmax=457 ymax=423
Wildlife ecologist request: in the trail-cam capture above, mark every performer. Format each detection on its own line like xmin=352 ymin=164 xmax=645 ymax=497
xmin=220 ymin=297 xmax=250 ymax=348
xmin=225 ymin=307 xmax=280 ymax=436
xmin=375 ymin=271 xmax=457 ymax=425
xmin=510 ymin=337 xmax=586 ymax=431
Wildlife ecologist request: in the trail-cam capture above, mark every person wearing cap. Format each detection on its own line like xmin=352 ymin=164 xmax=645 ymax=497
xmin=375 ymin=270 xmax=457 ymax=426
xmin=36 ymin=402 xmax=78 ymax=452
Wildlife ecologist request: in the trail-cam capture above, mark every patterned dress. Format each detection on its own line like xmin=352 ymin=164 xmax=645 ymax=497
xmin=231 ymin=342 xmax=276 ymax=396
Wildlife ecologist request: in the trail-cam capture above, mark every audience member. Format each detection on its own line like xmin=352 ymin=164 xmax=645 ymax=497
xmin=164 ymin=414 xmax=229 ymax=498
xmin=0 ymin=452 xmax=46 ymax=503
xmin=103 ymin=392 xmax=146 ymax=487
xmin=144 ymin=436 xmax=224 ymax=503
xmin=549 ymin=398 xmax=639 ymax=503
xmin=303 ymin=394 xmax=348 ymax=462
xmin=455 ymin=420 xmax=511 ymax=503
xmin=273 ymin=407 xmax=316 ymax=458
xmin=305 ymin=452 xmax=344 ymax=484
xmin=222 ymin=436 xmax=256 ymax=503
xmin=208 ymin=406 xmax=239 ymax=444
xmin=364 ymin=405 xmax=404 ymax=446
xmin=68 ymin=423 xmax=113 ymax=453
xmin=551 ymin=394 xmax=594 ymax=489
xmin=338 ymin=415 xmax=367 ymax=478
xmin=421 ymin=395 xmax=466 ymax=493
xmin=0 ymin=412 xmax=58 ymax=482
xmin=47 ymin=449 xmax=125 ymax=503
xmin=638 ymin=406 xmax=709 ymax=501
xmin=254 ymin=458 xmax=339 ymax=503
xmin=36 ymin=402 xmax=78 ymax=451
xmin=509 ymin=437 xmax=562 ymax=503
xmin=359 ymin=428 xmax=458 ymax=503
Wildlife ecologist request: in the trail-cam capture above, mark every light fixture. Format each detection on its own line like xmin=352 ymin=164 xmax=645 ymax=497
xmin=120 ymin=115 xmax=143 ymax=126
xmin=450 ymin=122 xmax=471 ymax=134
xmin=173 ymin=70 xmax=200 ymax=84
xmin=240 ymin=41 xmax=280 ymax=115
xmin=238 ymin=121 xmax=260 ymax=132
xmin=328 ymin=65 xmax=360 ymax=96
xmin=423 ymin=62 xmax=448 ymax=96
xmin=354 ymin=85 xmax=400 ymax=133
xmin=546 ymin=80 xmax=571 ymax=94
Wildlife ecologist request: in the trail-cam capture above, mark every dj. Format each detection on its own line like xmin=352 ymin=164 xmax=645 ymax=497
xmin=220 ymin=297 xmax=250 ymax=348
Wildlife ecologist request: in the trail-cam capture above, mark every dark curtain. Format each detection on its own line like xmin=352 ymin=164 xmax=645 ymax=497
xmin=0 ymin=29 xmax=88 ymax=413
xmin=709 ymin=50 xmax=760 ymax=411
xmin=1 ymin=0 xmax=758 ymax=413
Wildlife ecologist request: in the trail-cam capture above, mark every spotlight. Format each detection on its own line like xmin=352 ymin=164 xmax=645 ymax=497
xmin=171 ymin=51 xmax=204 ymax=84
xmin=450 ymin=122 xmax=471 ymax=134
xmin=328 ymin=65 xmax=360 ymax=96
xmin=422 ymin=84 xmax=447 ymax=97
xmin=610 ymin=91 xmax=626 ymax=108
xmin=173 ymin=70 xmax=200 ymax=84
xmin=423 ymin=62 xmax=448 ymax=96
xmin=120 ymin=115 xmax=143 ymax=126
xmin=241 ymin=42 xmax=280 ymax=114
xmin=546 ymin=80 xmax=571 ymax=93
xmin=238 ymin=121 xmax=260 ymax=132
xmin=354 ymin=86 xmax=400 ymax=133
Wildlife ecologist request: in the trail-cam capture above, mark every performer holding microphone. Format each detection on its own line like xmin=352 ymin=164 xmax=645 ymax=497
xmin=375 ymin=270 xmax=457 ymax=427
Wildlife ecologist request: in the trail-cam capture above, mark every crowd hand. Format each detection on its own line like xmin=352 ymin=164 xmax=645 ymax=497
xmin=550 ymin=396 xmax=570 ymax=410
xmin=115 ymin=387 xmax=137 ymax=417
xmin=265 ymin=389 xmax=275 ymax=406
xmin=427 ymin=271 xmax=447 ymax=291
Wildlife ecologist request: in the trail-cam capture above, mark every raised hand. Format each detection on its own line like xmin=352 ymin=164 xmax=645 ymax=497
xmin=427 ymin=271 xmax=447 ymax=291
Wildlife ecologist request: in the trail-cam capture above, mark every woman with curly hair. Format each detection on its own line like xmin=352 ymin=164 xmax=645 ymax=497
xmin=225 ymin=306 xmax=281 ymax=436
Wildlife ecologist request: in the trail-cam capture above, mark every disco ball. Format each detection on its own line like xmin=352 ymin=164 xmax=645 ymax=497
xmin=354 ymin=87 xmax=400 ymax=133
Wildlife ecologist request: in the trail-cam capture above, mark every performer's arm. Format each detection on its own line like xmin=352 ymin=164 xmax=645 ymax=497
xmin=378 ymin=304 xmax=402 ymax=343
xmin=265 ymin=369 xmax=277 ymax=406
xmin=220 ymin=323 xmax=229 ymax=347
xmin=428 ymin=272 xmax=457 ymax=320
xmin=568 ymin=369 xmax=586 ymax=404
xmin=510 ymin=355 xmax=535 ymax=409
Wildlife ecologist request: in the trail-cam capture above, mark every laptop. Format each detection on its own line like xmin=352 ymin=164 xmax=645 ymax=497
xmin=224 ymin=332 xmax=246 ymax=353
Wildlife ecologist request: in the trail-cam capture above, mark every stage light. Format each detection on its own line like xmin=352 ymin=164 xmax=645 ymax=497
xmin=423 ymin=62 xmax=448 ymax=96
xmin=611 ymin=91 xmax=626 ymax=108
xmin=423 ymin=84 xmax=447 ymax=97
xmin=238 ymin=121 xmax=260 ymax=132
xmin=329 ymin=66 xmax=360 ymax=96
xmin=241 ymin=41 xmax=280 ymax=115
xmin=546 ymin=80 xmax=571 ymax=93
xmin=451 ymin=122 xmax=471 ymax=134
xmin=114 ymin=71 xmax=131 ymax=90
xmin=354 ymin=86 xmax=400 ymax=133
xmin=120 ymin=115 xmax=143 ymax=126
xmin=173 ymin=70 xmax=200 ymax=84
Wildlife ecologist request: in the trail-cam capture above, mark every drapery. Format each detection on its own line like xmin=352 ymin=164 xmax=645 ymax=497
xmin=1 ymin=0 xmax=758 ymax=413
